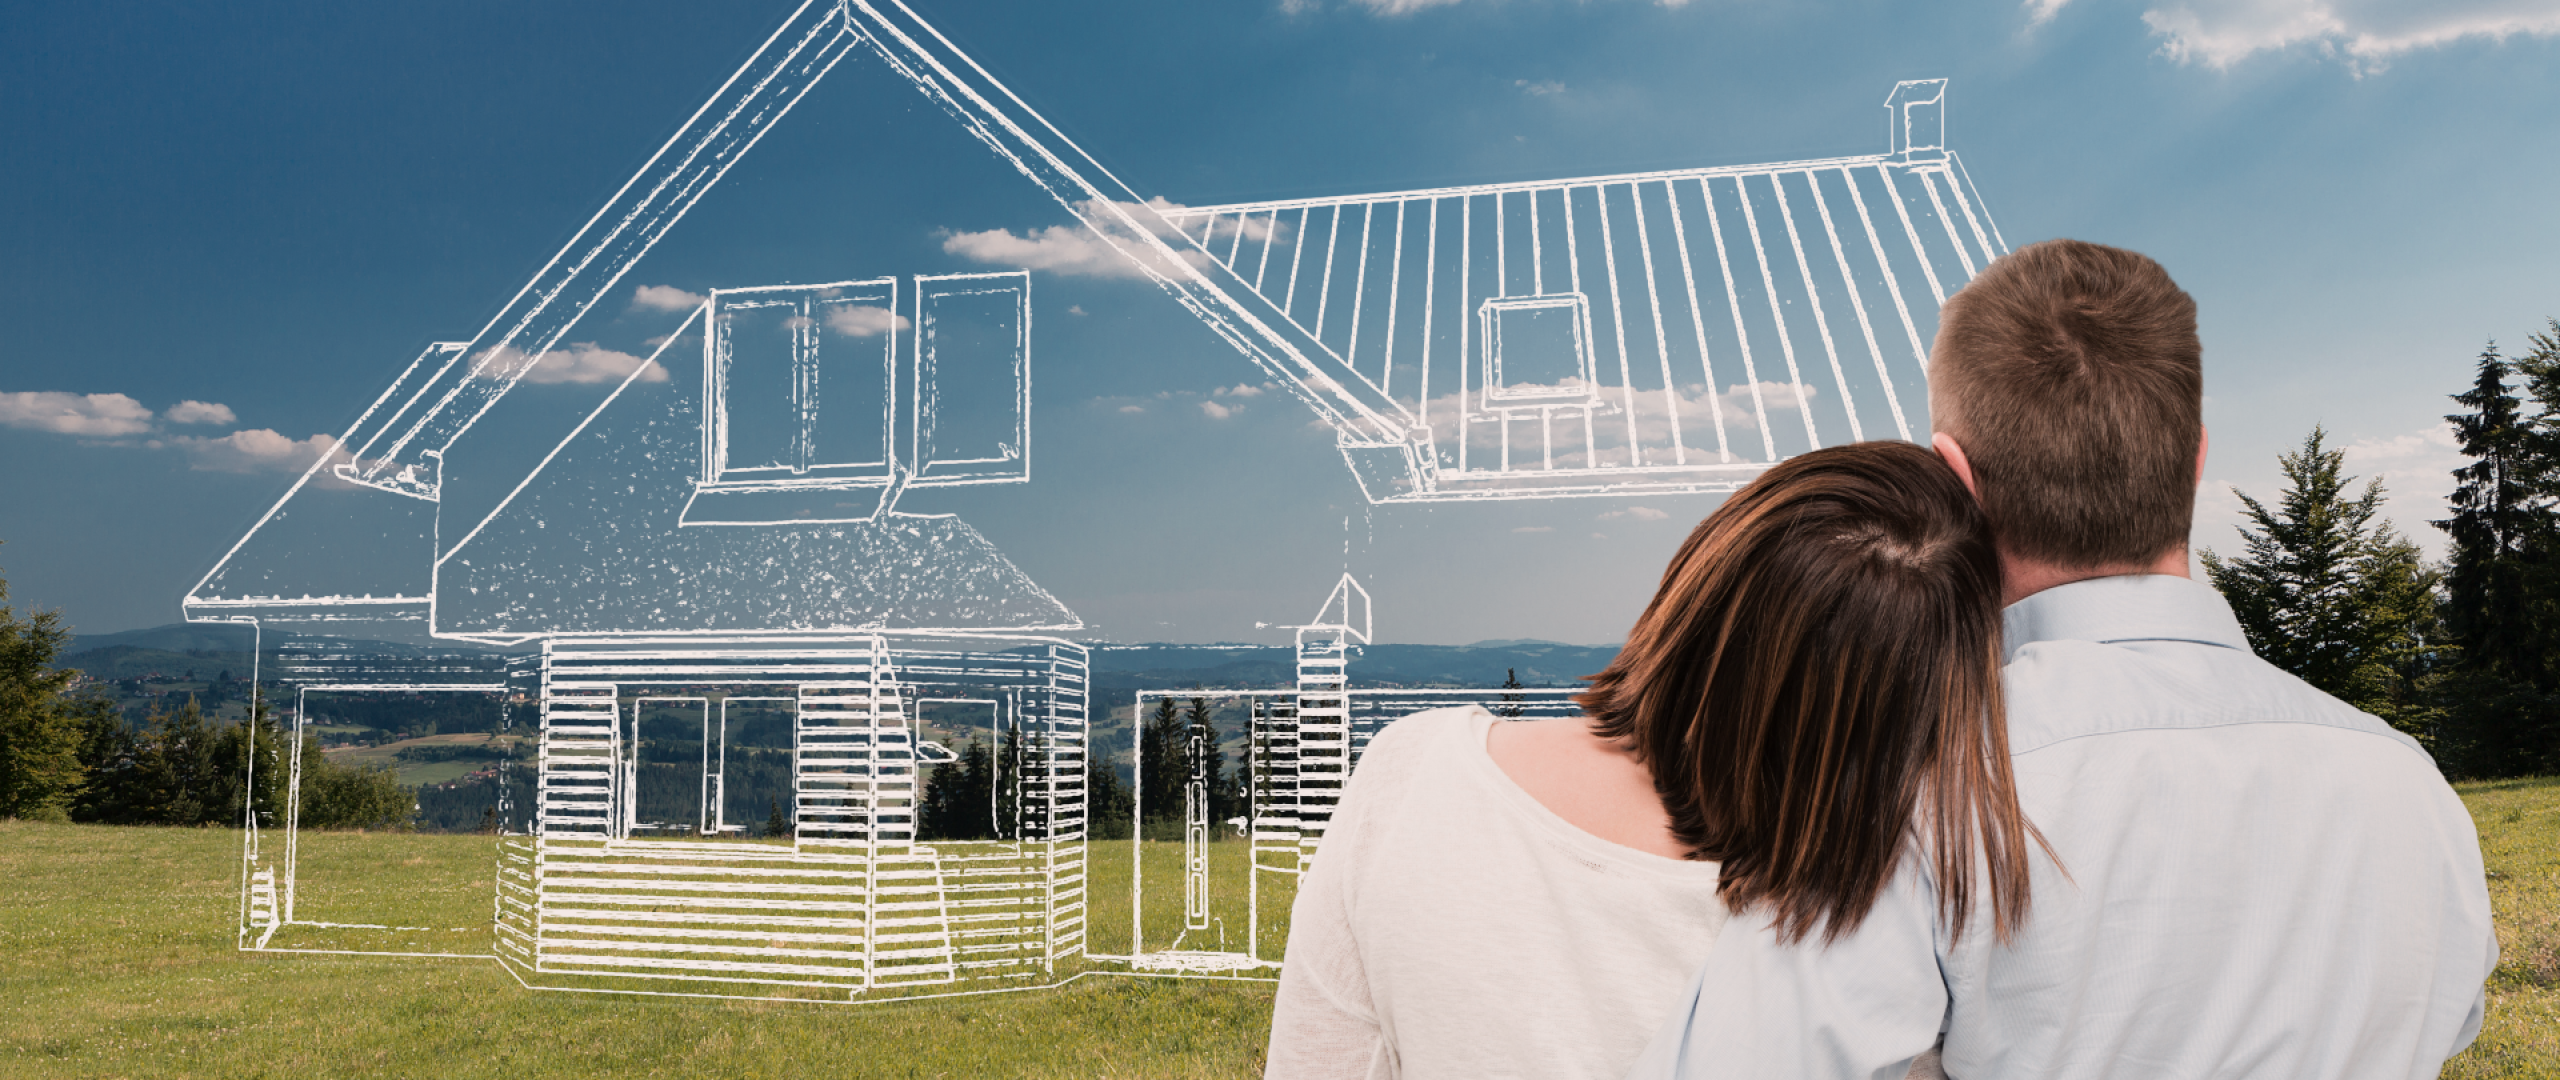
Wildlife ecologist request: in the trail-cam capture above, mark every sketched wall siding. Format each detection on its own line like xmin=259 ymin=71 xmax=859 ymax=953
xmin=1158 ymin=153 xmax=2004 ymax=492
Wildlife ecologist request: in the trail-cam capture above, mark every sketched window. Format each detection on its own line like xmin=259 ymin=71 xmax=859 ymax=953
xmin=705 ymin=279 xmax=900 ymax=487
xmin=1478 ymin=294 xmax=1598 ymax=407
xmin=912 ymin=272 xmax=1031 ymax=485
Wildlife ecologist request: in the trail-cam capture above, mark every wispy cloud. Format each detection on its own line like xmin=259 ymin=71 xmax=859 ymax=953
xmin=1599 ymin=506 xmax=1671 ymax=521
xmin=943 ymin=197 xmax=1284 ymax=281
xmin=170 ymin=429 xmax=340 ymax=474
xmin=1516 ymin=79 xmax=1568 ymax=96
xmin=477 ymin=343 xmax=668 ymax=386
xmin=631 ymin=284 xmax=707 ymax=313
xmin=2037 ymin=0 xmax=2560 ymax=71
xmin=1214 ymin=383 xmax=1269 ymax=398
xmin=163 ymin=400 xmax=237 ymax=426
xmin=1512 ymin=525 xmax=1555 ymax=533
xmin=824 ymin=304 xmax=907 ymax=338
xmin=0 ymin=392 xmax=158 ymax=436
xmin=1201 ymin=400 xmax=1240 ymax=420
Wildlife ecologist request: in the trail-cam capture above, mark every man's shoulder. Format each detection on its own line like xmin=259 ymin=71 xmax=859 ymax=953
xmin=2002 ymin=636 xmax=2432 ymax=763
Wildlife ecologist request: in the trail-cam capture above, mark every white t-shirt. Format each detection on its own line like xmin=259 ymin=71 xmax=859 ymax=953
xmin=1264 ymin=705 xmax=1730 ymax=1080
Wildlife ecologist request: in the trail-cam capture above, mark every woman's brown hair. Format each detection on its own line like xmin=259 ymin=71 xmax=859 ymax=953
xmin=1582 ymin=440 xmax=2049 ymax=946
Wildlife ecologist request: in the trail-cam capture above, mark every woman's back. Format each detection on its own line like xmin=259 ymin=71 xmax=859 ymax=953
xmin=1265 ymin=705 xmax=1726 ymax=1080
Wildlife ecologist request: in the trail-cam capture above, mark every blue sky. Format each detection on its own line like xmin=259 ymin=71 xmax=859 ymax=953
xmin=4 ymin=0 xmax=2557 ymax=645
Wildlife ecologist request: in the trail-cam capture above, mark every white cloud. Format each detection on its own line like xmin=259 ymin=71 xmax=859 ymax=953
xmin=1280 ymin=0 xmax=1320 ymax=13
xmin=1512 ymin=525 xmax=1556 ymax=533
xmin=173 ymin=429 xmax=338 ymax=474
xmin=942 ymin=197 xmax=1278 ymax=281
xmin=1214 ymin=383 xmax=1268 ymax=398
xmin=1516 ymin=79 xmax=1568 ymax=96
xmin=0 ymin=391 xmax=157 ymax=436
xmin=1119 ymin=404 xmax=1147 ymax=414
xmin=631 ymin=284 xmax=707 ymax=313
xmin=163 ymin=400 xmax=236 ymax=426
xmin=2025 ymin=0 xmax=2073 ymax=26
xmin=1201 ymin=400 xmax=1238 ymax=420
xmin=1599 ymin=506 xmax=1671 ymax=521
xmin=1068 ymin=305 xmax=1089 ymax=317
xmin=2119 ymin=0 xmax=2560 ymax=71
xmin=824 ymin=304 xmax=908 ymax=338
xmin=498 ymin=343 xmax=669 ymax=386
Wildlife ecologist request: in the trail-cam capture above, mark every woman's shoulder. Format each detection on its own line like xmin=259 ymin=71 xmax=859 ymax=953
xmin=1363 ymin=705 xmax=1492 ymax=760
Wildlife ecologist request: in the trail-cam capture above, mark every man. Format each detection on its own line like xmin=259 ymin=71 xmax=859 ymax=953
xmin=1628 ymin=239 xmax=2498 ymax=1079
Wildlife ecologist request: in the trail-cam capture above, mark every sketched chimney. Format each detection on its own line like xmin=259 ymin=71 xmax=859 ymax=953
xmin=1886 ymin=79 xmax=1948 ymax=163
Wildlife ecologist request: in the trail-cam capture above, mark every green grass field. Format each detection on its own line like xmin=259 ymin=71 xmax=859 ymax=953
xmin=4 ymin=777 xmax=2556 ymax=1078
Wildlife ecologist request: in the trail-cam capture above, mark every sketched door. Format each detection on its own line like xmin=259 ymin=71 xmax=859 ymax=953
xmin=1184 ymin=724 xmax=1212 ymax=931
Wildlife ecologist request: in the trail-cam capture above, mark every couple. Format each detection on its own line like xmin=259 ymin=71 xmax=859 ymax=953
xmin=1263 ymin=240 xmax=2499 ymax=1080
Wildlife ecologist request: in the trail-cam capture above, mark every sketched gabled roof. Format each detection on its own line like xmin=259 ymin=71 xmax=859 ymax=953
xmin=322 ymin=0 xmax=1412 ymax=525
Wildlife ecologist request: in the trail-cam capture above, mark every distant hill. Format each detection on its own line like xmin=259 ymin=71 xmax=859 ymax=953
xmin=59 ymin=624 xmax=1613 ymax=688
xmin=1089 ymin=641 xmax=1616 ymax=690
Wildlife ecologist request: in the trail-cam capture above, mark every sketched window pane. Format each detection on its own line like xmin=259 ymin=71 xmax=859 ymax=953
xmin=1480 ymin=294 xmax=1597 ymax=406
xmin=708 ymin=278 xmax=899 ymax=486
xmin=913 ymin=272 xmax=1030 ymax=485
xmin=716 ymin=698 xmax=796 ymax=834
xmin=717 ymin=300 xmax=804 ymax=473
xmin=811 ymin=295 xmax=900 ymax=470
xmin=626 ymin=697 xmax=711 ymax=837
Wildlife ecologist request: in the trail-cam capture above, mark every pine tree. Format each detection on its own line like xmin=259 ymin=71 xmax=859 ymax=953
xmin=1496 ymin=668 xmax=1525 ymax=718
xmin=2441 ymin=344 xmax=2545 ymax=683
xmin=2435 ymin=342 xmax=2560 ymax=775
xmin=2201 ymin=426 xmax=2442 ymax=734
xmin=0 ymin=560 xmax=85 ymax=820
xmin=763 ymin=798 xmax=790 ymax=840
xmin=1139 ymin=696 xmax=1183 ymax=834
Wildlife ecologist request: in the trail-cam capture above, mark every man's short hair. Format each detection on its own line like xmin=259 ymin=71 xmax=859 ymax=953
xmin=1930 ymin=238 xmax=2202 ymax=569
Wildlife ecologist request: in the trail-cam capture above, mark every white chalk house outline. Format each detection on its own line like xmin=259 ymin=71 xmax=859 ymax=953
xmin=180 ymin=0 xmax=2004 ymax=1004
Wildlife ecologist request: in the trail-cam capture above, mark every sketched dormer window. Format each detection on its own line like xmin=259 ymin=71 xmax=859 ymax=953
xmin=706 ymin=278 xmax=903 ymax=486
xmin=690 ymin=272 xmax=1031 ymax=522
xmin=912 ymin=272 xmax=1031 ymax=486
xmin=1478 ymin=293 xmax=1598 ymax=409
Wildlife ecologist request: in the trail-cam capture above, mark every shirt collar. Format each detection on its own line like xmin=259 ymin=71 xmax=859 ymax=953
xmin=2000 ymin=574 xmax=2252 ymax=663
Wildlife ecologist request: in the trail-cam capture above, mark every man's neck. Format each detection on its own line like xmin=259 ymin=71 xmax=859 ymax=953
xmin=2001 ymin=545 xmax=2191 ymax=608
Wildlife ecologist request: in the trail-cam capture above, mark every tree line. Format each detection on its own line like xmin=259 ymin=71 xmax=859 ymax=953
xmin=0 ymin=574 xmax=410 ymax=827
xmin=2204 ymin=324 xmax=2560 ymax=778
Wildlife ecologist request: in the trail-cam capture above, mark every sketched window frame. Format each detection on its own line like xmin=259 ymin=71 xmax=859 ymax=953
xmin=1477 ymin=293 xmax=1600 ymax=409
xmin=701 ymin=278 xmax=900 ymax=490
xmin=910 ymin=271 xmax=1032 ymax=486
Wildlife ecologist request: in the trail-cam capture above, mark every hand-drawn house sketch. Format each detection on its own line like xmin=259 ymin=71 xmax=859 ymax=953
xmin=185 ymin=0 xmax=2002 ymax=1003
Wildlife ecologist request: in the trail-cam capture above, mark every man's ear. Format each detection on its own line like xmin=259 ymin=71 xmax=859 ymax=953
xmin=1932 ymin=432 xmax=1982 ymax=502
xmin=2196 ymin=425 xmax=2209 ymax=487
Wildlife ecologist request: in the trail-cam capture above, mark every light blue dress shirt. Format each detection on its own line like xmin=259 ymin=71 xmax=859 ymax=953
xmin=1627 ymin=574 xmax=2499 ymax=1080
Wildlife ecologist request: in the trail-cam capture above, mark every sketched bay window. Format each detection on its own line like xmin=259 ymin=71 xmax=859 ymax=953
xmin=1479 ymin=294 xmax=1599 ymax=408
xmin=707 ymin=279 xmax=900 ymax=487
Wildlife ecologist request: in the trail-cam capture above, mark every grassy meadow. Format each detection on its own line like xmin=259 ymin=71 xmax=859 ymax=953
xmin=2 ymin=777 xmax=2555 ymax=1078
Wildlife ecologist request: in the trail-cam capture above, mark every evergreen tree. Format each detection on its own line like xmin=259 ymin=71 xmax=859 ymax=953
xmin=1138 ymin=696 xmax=1184 ymax=833
xmin=2435 ymin=342 xmax=2560 ymax=775
xmin=1496 ymin=668 xmax=1525 ymax=718
xmin=2201 ymin=427 xmax=2442 ymax=735
xmin=2441 ymin=344 xmax=2546 ymax=683
xmin=0 ymin=560 xmax=86 ymax=819
xmin=763 ymin=798 xmax=790 ymax=840
xmin=1084 ymin=748 xmax=1133 ymax=841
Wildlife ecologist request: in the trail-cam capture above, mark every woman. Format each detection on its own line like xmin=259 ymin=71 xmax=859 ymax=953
xmin=1263 ymin=441 xmax=2046 ymax=1080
